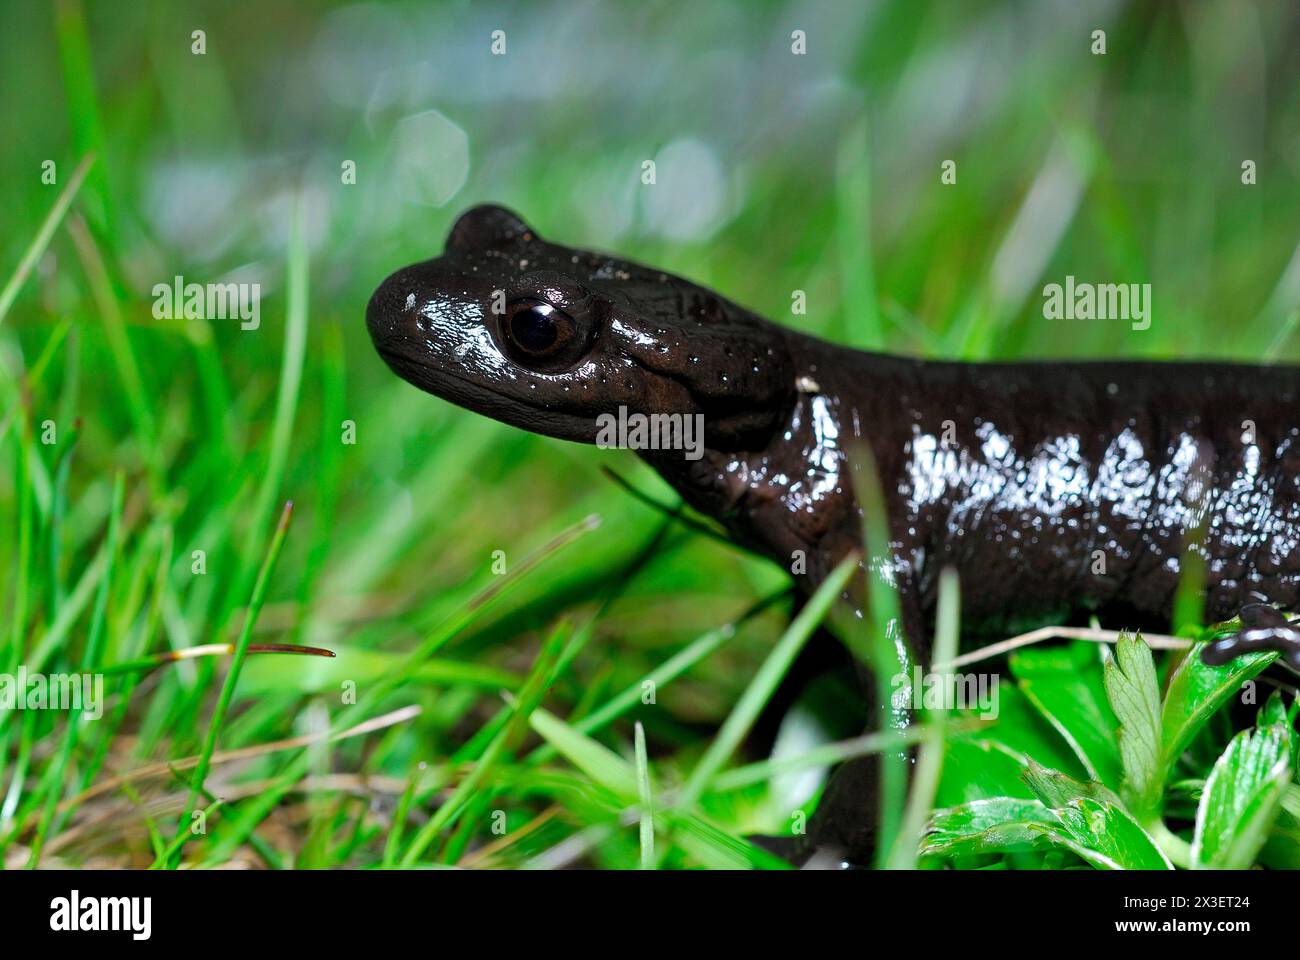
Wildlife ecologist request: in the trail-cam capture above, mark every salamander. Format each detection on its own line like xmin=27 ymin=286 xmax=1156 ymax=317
xmin=366 ymin=204 xmax=1300 ymax=860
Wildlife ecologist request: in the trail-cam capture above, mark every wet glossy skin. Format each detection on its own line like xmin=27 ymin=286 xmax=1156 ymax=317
xmin=367 ymin=204 xmax=1300 ymax=672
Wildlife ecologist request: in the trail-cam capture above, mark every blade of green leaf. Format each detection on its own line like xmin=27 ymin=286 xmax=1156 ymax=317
xmin=1022 ymin=758 xmax=1123 ymax=809
xmin=1010 ymin=643 xmax=1122 ymax=788
xmin=887 ymin=566 xmax=958 ymax=868
xmin=923 ymin=797 xmax=1062 ymax=858
xmin=526 ymin=705 xmax=788 ymax=869
xmin=0 ymin=154 xmax=95 ymax=327
xmin=1019 ymin=757 xmax=1171 ymax=870
xmin=634 ymin=721 xmax=654 ymax=870
xmin=528 ymin=706 xmax=636 ymax=799
xmin=1160 ymin=640 xmax=1279 ymax=780
xmin=943 ymin=681 xmax=1089 ymax=796
xmin=399 ymin=622 xmax=569 ymax=866
xmin=238 ymin=646 xmax=520 ymax=697
xmin=1046 ymin=798 xmax=1173 ymax=870
xmin=845 ymin=441 xmax=911 ymax=866
xmin=677 ymin=550 xmax=858 ymax=809
xmin=1102 ymin=631 xmax=1162 ymax=818
xmin=163 ymin=500 xmax=294 ymax=867
xmin=1191 ymin=724 xmax=1291 ymax=869
xmin=937 ymin=738 xmax=1040 ymax=803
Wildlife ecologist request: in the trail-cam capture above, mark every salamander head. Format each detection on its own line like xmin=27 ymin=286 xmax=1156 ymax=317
xmin=365 ymin=205 xmax=794 ymax=451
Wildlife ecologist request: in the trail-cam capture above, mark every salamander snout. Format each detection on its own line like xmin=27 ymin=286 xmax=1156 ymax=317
xmin=364 ymin=255 xmax=497 ymax=388
xmin=366 ymin=204 xmax=540 ymax=364
xmin=363 ymin=265 xmax=415 ymax=351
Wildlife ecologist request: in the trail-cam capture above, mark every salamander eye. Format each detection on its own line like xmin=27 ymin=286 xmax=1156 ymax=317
xmin=499 ymin=298 xmax=592 ymax=370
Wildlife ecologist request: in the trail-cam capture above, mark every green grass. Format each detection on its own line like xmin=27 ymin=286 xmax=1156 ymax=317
xmin=2 ymin=0 xmax=1300 ymax=870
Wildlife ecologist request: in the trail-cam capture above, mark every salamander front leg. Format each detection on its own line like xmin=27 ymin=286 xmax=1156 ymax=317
xmin=1200 ymin=602 xmax=1300 ymax=670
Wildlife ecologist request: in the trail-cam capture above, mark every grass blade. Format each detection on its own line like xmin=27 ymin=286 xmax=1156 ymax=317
xmin=887 ymin=566 xmax=959 ymax=868
xmin=164 ymin=500 xmax=295 ymax=866
xmin=25 ymin=471 xmax=123 ymax=867
xmin=0 ymin=153 xmax=95 ymax=327
xmin=398 ymin=622 xmax=569 ymax=866
xmin=634 ymin=721 xmax=654 ymax=869
xmin=677 ymin=551 xmax=858 ymax=809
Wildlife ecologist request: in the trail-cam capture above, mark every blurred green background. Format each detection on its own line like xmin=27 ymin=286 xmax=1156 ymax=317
xmin=2 ymin=0 xmax=1299 ymax=868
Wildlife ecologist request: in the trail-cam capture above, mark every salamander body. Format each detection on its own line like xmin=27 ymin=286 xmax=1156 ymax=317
xmin=366 ymin=205 xmax=1300 ymax=670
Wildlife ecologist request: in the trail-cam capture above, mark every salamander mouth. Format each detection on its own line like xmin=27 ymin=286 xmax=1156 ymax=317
xmin=374 ymin=344 xmax=601 ymax=443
